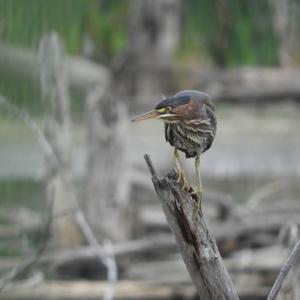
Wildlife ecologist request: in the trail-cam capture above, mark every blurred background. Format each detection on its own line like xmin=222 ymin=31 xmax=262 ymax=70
xmin=0 ymin=0 xmax=300 ymax=299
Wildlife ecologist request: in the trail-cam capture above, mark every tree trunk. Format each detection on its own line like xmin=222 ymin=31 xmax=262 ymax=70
xmin=117 ymin=0 xmax=181 ymax=101
xmin=84 ymin=85 xmax=130 ymax=242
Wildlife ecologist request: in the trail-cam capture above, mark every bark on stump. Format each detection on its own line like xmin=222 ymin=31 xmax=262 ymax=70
xmin=145 ymin=154 xmax=239 ymax=300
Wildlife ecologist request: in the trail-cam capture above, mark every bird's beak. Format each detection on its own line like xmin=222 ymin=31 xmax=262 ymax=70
xmin=131 ymin=110 xmax=161 ymax=122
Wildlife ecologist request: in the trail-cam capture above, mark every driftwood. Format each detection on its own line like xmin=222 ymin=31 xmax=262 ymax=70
xmin=144 ymin=154 xmax=239 ymax=300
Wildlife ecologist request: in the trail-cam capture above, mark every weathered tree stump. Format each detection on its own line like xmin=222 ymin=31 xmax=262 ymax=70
xmin=85 ymin=85 xmax=130 ymax=242
xmin=144 ymin=154 xmax=239 ymax=300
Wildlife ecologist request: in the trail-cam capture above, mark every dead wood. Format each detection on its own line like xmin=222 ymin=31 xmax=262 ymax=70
xmin=84 ymin=85 xmax=130 ymax=241
xmin=0 ymin=200 xmax=53 ymax=291
xmin=0 ymin=42 xmax=110 ymax=93
xmin=42 ymin=235 xmax=175 ymax=270
xmin=144 ymin=154 xmax=239 ymax=300
xmin=39 ymin=33 xmax=82 ymax=249
xmin=138 ymin=203 xmax=300 ymax=245
xmin=0 ymin=280 xmax=196 ymax=300
xmin=39 ymin=33 xmax=118 ymax=299
xmin=117 ymin=0 xmax=180 ymax=99
xmin=0 ymin=235 xmax=175 ymax=279
xmin=184 ymin=67 xmax=300 ymax=102
xmin=267 ymin=239 xmax=300 ymax=300
xmin=0 ymin=279 xmax=272 ymax=300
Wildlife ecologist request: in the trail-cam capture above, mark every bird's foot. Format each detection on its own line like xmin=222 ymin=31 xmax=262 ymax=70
xmin=176 ymin=169 xmax=190 ymax=191
xmin=191 ymin=188 xmax=203 ymax=216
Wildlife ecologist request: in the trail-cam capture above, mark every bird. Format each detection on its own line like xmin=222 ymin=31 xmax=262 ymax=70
xmin=132 ymin=90 xmax=217 ymax=212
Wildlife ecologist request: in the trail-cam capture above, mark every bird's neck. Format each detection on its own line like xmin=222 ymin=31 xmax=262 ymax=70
xmin=163 ymin=119 xmax=180 ymax=124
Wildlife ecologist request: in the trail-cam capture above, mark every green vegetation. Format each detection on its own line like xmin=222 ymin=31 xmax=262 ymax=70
xmin=83 ymin=0 xmax=129 ymax=60
xmin=0 ymin=178 xmax=46 ymax=256
xmin=0 ymin=0 xmax=129 ymax=57
xmin=0 ymin=0 xmax=279 ymax=112
xmin=0 ymin=0 xmax=87 ymax=53
xmin=181 ymin=0 xmax=278 ymax=66
xmin=0 ymin=179 xmax=45 ymax=211
xmin=0 ymin=0 xmax=129 ymax=113
xmin=0 ymin=0 xmax=278 ymax=66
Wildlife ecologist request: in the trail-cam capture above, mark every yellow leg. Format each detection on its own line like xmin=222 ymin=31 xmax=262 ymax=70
xmin=194 ymin=153 xmax=203 ymax=213
xmin=173 ymin=148 xmax=189 ymax=191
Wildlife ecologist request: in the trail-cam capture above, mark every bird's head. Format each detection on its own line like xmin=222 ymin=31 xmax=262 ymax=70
xmin=132 ymin=90 xmax=212 ymax=123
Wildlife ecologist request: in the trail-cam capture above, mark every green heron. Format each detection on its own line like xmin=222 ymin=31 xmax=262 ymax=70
xmin=132 ymin=90 xmax=217 ymax=211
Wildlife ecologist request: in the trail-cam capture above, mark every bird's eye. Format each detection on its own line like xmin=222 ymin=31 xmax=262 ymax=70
xmin=157 ymin=107 xmax=171 ymax=113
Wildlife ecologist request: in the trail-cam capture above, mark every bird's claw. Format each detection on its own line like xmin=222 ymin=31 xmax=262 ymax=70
xmin=190 ymin=188 xmax=202 ymax=198
xmin=191 ymin=188 xmax=203 ymax=215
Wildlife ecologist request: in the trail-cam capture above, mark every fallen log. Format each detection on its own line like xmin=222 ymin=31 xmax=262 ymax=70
xmin=0 ymin=280 xmax=196 ymax=300
xmin=184 ymin=67 xmax=300 ymax=102
xmin=0 ymin=42 xmax=110 ymax=92
xmin=0 ymin=279 xmax=271 ymax=300
xmin=0 ymin=235 xmax=176 ymax=276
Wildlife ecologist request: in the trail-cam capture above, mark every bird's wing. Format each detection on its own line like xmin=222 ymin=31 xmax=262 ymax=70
xmin=164 ymin=123 xmax=175 ymax=146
